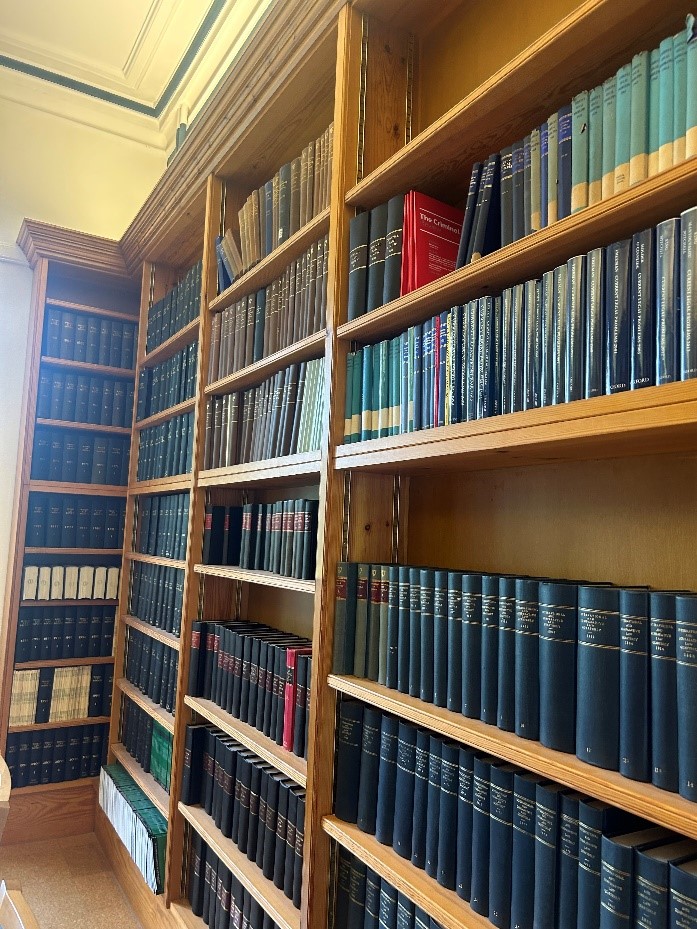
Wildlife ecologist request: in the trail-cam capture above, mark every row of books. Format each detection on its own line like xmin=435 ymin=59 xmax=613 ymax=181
xmin=335 ymin=848 xmax=444 ymax=929
xmin=22 ymin=563 xmax=120 ymax=602
xmin=136 ymin=410 xmax=194 ymax=481
xmin=99 ymin=763 xmax=167 ymax=893
xmin=204 ymin=358 xmax=325 ymax=469
xmin=37 ymin=370 xmax=134 ymax=428
xmin=32 ymin=427 xmax=130 ymax=485
xmin=119 ymin=700 xmax=173 ymax=794
xmin=187 ymin=832 xmax=282 ymax=929
xmin=348 ymin=192 xmax=463 ymax=321
xmin=26 ymin=493 xmax=126 ymax=550
xmin=218 ymin=123 xmax=333 ymax=288
xmin=136 ymin=340 xmax=198 ymax=421
xmin=9 ymin=663 xmax=112 ymax=726
xmin=44 ymin=307 xmax=137 ymax=370
xmin=138 ymin=492 xmax=190 ymax=561
xmin=344 ymin=209 xmax=697 ymax=441
xmin=146 ymin=260 xmax=202 ymax=354
xmin=15 ymin=605 xmax=115 ymax=663
xmin=181 ymin=725 xmax=305 ymax=908
xmin=334 ymin=701 xmax=697 ymax=929
xmin=212 ymin=233 xmax=329 ymax=384
xmin=187 ymin=620 xmax=312 ymax=760
xmin=202 ymin=500 xmax=318 ymax=581
xmin=5 ymin=722 xmax=108 ymax=788
xmin=128 ymin=562 xmax=183 ymax=636
xmin=125 ymin=627 xmax=179 ymax=715
xmin=333 ymin=562 xmax=697 ymax=802
xmin=459 ymin=19 xmax=697 ymax=266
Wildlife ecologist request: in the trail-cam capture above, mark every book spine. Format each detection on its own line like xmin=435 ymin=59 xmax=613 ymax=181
xmin=510 ymin=774 xmax=538 ymax=929
xmin=539 ymin=581 xmax=577 ymax=753
xmin=650 ymin=591 xmax=679 ymax=792
xmin=614 ymin=63 xmax=632 ymax=192
xmin=676 ymin=594 xmax=697 ymax=800
xmin=334 ymin=700 xmax=363 ymax=823
xmin=461 ymin=573 xmax=482 ymax=718
xmin=571 ymin=91 xmax=589 ymax=212
xmin=602 ymin=76 xmax=617 ymax=199
xmin=392 ymin=720 xmax=416 ymax=858
xmin=630 ymin=52 xmax=649 ymax=185
xmin=658 ymin=36 xmax=675 ymax=172
xmin=619 ymin=588 xmax=650 ymax=782
xmin=533 ymin=784 xmax=561 ymax=929
xmin=631 ymin=227 xmax=655 ymax=389
xmin=488 ymin=765 xmax=514 ymax=928
xmin=681 ymin=206 xmax=697 ymax=380
xmin=374 ymin=714 xmax=398 ymax=846
xmin=656 ymin=218 xmax=680 ymax=385
xmin=557 ymin=104 xmax=572 ymax=220
xmin=497 ymin=576 xmax=516 ymax=732
xmin=470 ymin=757 xmax=490 ymax=916
xmin=605 ymin=239 xmax=631 ymax=394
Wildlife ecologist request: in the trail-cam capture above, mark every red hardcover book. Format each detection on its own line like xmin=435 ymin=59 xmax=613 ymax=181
xmin=283 ymin=645 xmax=313 ymax=750
xmin=406 ymin=192 xmax=464 ymax=293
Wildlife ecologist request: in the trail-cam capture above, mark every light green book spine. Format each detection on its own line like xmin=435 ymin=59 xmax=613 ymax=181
xmin=530 ymin=126 xmax=542 ymax=230
xmin=389 ymin=336 xmax=400 ymax=435
xmin=658 ymin=35 xmax=675 ymax=172
xmin=648 ymin=46 xmax=661 ymax=175
xmin=614 ymin=63 xmax=632 ymax=192
xmin=344 ymin=351 xmax=354 ymax=441
xmin=588 ymin=84 xmax=604 ymax=204
xmin=629 ymin=51 xmax=649 ymax=186
xmin=686 ymin=15 xmax=697 ymax=157
xmin=351 ymin=346 xmax=362 ymax=442
xmin=571 ymin=90 xmax=589 ymax=212
xmin=674 ymin=29 xmax=688 ymax=163
xmin=601 ymin=75 xmax=617 ymax=198
xmin=547 ymin=111 xmax=559 ymax=224
xmin=373 ymin=341 xmax=384 ymax=439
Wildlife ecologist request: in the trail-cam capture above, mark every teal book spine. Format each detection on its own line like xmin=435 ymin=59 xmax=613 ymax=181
xmin=344 ymin=352 xmax=354 ymax=442
xmin=648 ymin=46 xmax=661 ymax=176
xmin=674 ymin=29 xmax=687 ymax=164
xmin=629 ymin=51 xmax=649 ymax=186
xmin=588 ymin=84 xmax=604 ymax=204
xmin=371 ymin=342 xmax=381 ymax=440
xmin=530 ymin=127 xmax=541 ymax=232
xmin=377 ymin=340 xmax=389 ymax=438
xmin=571 ymin=90 xmax=589 ymax=212
xmin=614 ymin=63 xmax=632 ymax=192
xmin=389 ymin=337 xmax=400 ymax=436
xmin=601 ymin=75 xmax=617 ymax=199
xmin=360 ymin=344 xmax=373 ymax=442
xmin=658 ymin=35 xmax=675 ymax=172
xmin=686 ymin=15 xmax=697 ymax=158
xmin=351 ymin=346 xmax=362 ymax=443
xmin=546 ymin=111 xmax=559 ymax=224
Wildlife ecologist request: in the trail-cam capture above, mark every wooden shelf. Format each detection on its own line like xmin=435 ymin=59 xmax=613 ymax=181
xmin=185 ymin=696 xmax=307 ymax=787
xmin=15 ymin=656 xmax=114 ymax=669
xmin=41 ymin=356 xmax=135 ymax=378
xmin=134 ymin=397 xmax=196 ymax=431
xmin=123 ymin=615 xmax=180 ymax=651
xmin=206 ymin=330 xmax=326 ymax=396
xmin=328 ymin=675 xmax=697 ymax=842
xmin=324 ymin=815 xmax=489 ymax=929
xmin=131 ymin=474 xmax=193 ymax=494
xmin=116 ymin=678 xmax=175 ymax=734
xmin=178 ymin=802 xmax=301 ymax=929
xmin=194 ymin=563 xmax=315 ymax=594
xmin=141 ymin=318 xmax=199 ymax=369
xmin=46 ymin=298 xmax=138 ymax=323
xmin=11 ymin=776 xmax=98 ymax=796
xmin=335 ymin=380 xmax=697 ymax=474
xmin=19 ymin=599 xmax=118 ymax=608
xmin=24 ymin=547 xmax=122 ymax=556
xmin=341 ymin=160 xmax=697 ymax=344
xmin=110 ymin=742 xmax=170 ymax=820
xmin=198 ymin=450 xmax=322 ymax=487
xmin=127 ymin=552 xmax=187 ymax=570
xmin=8 ymin=715 xmax=110 ymax=733
xmin=36 ymin=418 xmax=132 ymax=436
xmin=209 ymin=209 xmax=331 ymax=314
xmin=28 ymin=480 xmax=128 ymax=496
xmin=171 ymin=900 xmax=203 ymax=929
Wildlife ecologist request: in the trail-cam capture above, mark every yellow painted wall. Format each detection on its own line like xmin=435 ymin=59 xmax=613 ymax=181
xmin=0 ymin=96 xmax=166 ymax=615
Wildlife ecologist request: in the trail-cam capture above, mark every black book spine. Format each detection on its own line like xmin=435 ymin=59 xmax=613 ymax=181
xmin=382 ymin=195 xmax=405 ymax=305
xmin=374 ymin=714 xmax=398 ymax=846
xmin=510 ymin=773 xmax=538 ymax=929
xmin=605 ymin=239 xmax=631 ymax=394
xmin=424 ymin=735 xmax=442 ymax=879
xmin=539 ymin=581 xmax=577 ymax=753
xmin=437 ymin=741 xmax=459 ymax=890
xmin=649 ymin=591 xmax=679 ymax=792
xmin=391 ymin=720 xmax=416 ymax=858
xmin=411 ymin=728 xmax=430 ymax=870
xmin=676 ymin=593 xmax=697 ymax=800
xmin=366 ymin=203 xmax=389 ymax=315
xmin=334 ymin=700 xmax=363 ymax=823
xmin=356 ymin=706 xmax=382 ymax=834
xmin=480 ymin=574 xmax=499 ymax=725
xmin=489 ymin=764 xmax=514 ymax=928
xmin=497 ymin=576 xmax=516 ymax=731
xmin=347 ymin=212 xmax=370 ymax=321
xmin=470 ymin=757 xmax=491 ymax=916
xmin=462 ymin=573 xmax=482 ymax=718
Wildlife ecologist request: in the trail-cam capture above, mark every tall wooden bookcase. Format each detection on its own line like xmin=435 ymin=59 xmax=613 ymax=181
xmin=6 ymin=0 xmax=697 ymax=928
xmin=0 ymin=221 xmax=140 ymax=844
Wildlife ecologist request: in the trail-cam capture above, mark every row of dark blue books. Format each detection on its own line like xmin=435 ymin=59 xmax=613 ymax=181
xmin=32 ymin=426 xmax=130 ymax=484
xmin=335 ymin=699 xmax=697 ymax=929
xmin=137 ymin=492 xmax=189 ymax=561
xmin=44 ymin=307 xmax=136 ymax=370
xmin=15 ymin=605 xmax=115 ymax=662
xmin=136 ymin=340 xmax=198 ymax=421
xmin=26 ymin=493 xmax=126 ymax=549
xmin=128 ymin=562 xmax=184 ymax=636
xmin=136 ymin=410 xmax=194 ymax=481
xmin=37 ymin=368 xmax=134 ymax=428
xmin=333 ymin=562 xmax=697 ymax=802
xmin=6 ymin=722 xmax=108 ymax=788
xmin=124 ymin=626 xmax=178 ymax=715
xmin=145 ymin=261 xmax=201 ymax=354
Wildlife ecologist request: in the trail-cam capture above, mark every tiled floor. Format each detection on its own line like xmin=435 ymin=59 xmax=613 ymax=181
xmin=0 ymin=833 xmax=143 ymax=929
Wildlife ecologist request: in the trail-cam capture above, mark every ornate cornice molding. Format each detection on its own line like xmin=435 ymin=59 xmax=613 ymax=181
xmin=17 ymin=219 xmax=132 ymax=280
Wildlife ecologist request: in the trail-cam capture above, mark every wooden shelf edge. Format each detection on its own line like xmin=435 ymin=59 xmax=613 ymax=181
xmin=11 ymin=776 xmax=98 ymax=796
xmin=184 ymin=696 xmax=307 ymax=787
xmin=19 ymin=599 xmax=118 ymax=608
xmin=41 ymin=356 xmax=135 ymax=378
xmin=206 ymin=330 xmax=327 ymax=396
xmin=8 ymin=716 xmax=110 ymax=733
xmin=209 ymin=209 xmax=331 ymax=314
xmin=36 ymin=419 xmax=132 ymax=436
xmin=28 ymin=480 xmax=128 ymax=497
xmin=141 ymin=318 xmax=200 ymax=369
xmin=339 ymin=160 xmax=697 ymax=344
xmin=198 ymin=451 xmax=322 ymax=487
xmin=123 ymin=615 xmax=181 ymax=651
xmin=24 ymin=547 xmax=122 ymax=556
xmin=111 ymin=742 xmax=170 ymax=820
xmin=46 ymin=297 xmax=139 ymax=323
xmin=327 ymin=675 xmax=697 ymax=841
xmin=177 ymin=803 xmax=301 ymax=929
xmin=171 ymin=900 xmax=203 ymax=929
xmin=323 ymin=816 xmax=491 ymax=929
xmin=335 ymin=380 xmax=697 ymax=473
xmin=131 ymin=474 xmax=193 ymax=494
xmin=15 ymin=656 xmax=115 ymax=669
xmin=117 ymin=678 xmax=175 ymax=734
xmin=127 ymin=552 xmax=187 ymax=570
xmin=135 ymin=397 xmax=196 ymax=431
xmin=193 ymin=564 xmax=315 ymax=594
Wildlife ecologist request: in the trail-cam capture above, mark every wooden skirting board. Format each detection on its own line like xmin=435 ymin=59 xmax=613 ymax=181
xmin=1 ymin=780 xmax=97 ymax=846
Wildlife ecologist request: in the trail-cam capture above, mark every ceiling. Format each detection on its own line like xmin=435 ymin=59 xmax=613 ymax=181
xmin=0 ymin=0 xmax=274 ymax=143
